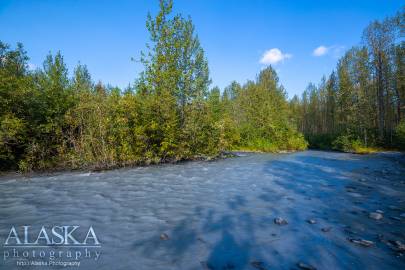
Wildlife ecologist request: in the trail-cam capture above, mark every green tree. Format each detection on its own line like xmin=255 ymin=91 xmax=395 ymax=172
xmin=139 ymin=0 xmax=210 ymax=123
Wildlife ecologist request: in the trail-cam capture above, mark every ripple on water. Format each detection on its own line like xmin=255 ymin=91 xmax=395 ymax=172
xmin=0 ymin=151 xmax=404 ymax=270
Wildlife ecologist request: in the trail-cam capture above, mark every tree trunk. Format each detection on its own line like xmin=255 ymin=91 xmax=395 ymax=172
xmin=377 ymin=52 xmax=385 ymax=142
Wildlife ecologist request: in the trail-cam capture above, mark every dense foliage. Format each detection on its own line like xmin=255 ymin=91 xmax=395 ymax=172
xmin=2 ymin=2 xmax=402 ymax=171
xmin=0 ymin=0 xmax=306 ymax=171
xmin=290 ymin=11 xmax=405 ymax=152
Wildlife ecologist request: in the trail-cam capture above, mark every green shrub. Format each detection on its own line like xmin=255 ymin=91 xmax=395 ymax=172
xmin=332 ymin=135 xmax=353 ymax=152
xmin=332 ymin=135 xmax=378 ymax=154
xmin=305 ymin=134 xmax=335 ymax=150
xmin=286 ymin=132 xmax=308 ymax=151
xmin=394 ymin=120 xmax=405 ymax=150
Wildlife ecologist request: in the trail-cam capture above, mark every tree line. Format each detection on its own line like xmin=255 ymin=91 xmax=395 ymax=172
xmin=289 ymin=10 xmax=405 ymax=152
xmin=1 ymin=1 xmax=403 ymax=172
xmin=0 ymin=0 xmax=307 ymax=171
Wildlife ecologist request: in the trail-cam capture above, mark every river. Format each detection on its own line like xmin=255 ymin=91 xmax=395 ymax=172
xmin=0 ymin=150 xmax=404 ymax=270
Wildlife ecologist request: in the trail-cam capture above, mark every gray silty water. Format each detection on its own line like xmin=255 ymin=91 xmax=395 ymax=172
xmin=0 ymin=150 xmax=404 ymax=269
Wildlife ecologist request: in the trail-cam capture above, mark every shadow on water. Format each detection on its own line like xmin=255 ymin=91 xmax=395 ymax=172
xmin=2 ymin=152 xmax=405 ymax=270
xmin=132 ymin=195 xmax=271 ymax=269
xmin=130 ymin=151 xmax=404 ymax=270
xmin=131 ymin=206 xmax=251 ymax=269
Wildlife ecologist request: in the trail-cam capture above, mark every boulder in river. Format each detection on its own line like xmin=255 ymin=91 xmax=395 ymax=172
xmin=306 ymin=219 xmax=316 ymax=224
xmin=160 ymin=233 xmax=169 ymax=240
xmin=388 ymin=205 xmax=401 ymax=211
xmin=369 ymin=212 xmax=383 ymax=220
xmin=321 ymin=227 xmax=332 ymax=232
xmin=251 ymin=261 xmax=266 ymax=270
xmin=348 ymin=238 xmax=375 ymax=247
xmin=388 ymin=240 xmax=405 ymax=251
xmin=274 ymin=217 xmax=288 ymax=225
xmin=297 ymin=262 xmax=317 ymax=270
xmin=200 ymin=261 xmax=215 ymax=270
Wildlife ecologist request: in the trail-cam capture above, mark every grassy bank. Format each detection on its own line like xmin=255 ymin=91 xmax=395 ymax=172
xmin=303 ymin=132 xmax=404 ymax=155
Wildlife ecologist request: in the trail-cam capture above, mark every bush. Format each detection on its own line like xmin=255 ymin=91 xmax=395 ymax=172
xmin=394 ymin=120 xmax=405 ymax=150
xmin=332 ymin=135 xmax=378 ymax=154
xmin=332 ymin=135 xmax=355 ymax=152
xmin=305 ymin=134 xmax=335 ymax=150
xmin=286 ymin=132 xmax=308 ymax=151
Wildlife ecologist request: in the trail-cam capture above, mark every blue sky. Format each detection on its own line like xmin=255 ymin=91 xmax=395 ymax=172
xmin=0 ymin=0 xmax=402 ymax=97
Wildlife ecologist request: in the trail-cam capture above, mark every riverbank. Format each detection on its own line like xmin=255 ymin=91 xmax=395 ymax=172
xmin=310 ymin=146 xmax=401 ymax=155
xmin=1 ymin=146 xmax=308 ymax=175
xmin=1 ymin=146 xmax=400 ymax=177
xmin=0 ymin=151 xmax=240 ymax=178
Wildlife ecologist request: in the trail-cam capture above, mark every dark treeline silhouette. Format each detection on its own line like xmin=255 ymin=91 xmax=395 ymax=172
xmin=290 ymin=10 xmax=405 ymax=152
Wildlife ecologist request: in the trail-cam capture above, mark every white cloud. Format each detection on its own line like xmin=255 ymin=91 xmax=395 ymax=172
xmin=313 ymin=45 xmax=345 ymax=57
xmin=313 ymin=45 xmax=328 ymax=56
xmin=260 ymin=48 xmax=292 ymax=65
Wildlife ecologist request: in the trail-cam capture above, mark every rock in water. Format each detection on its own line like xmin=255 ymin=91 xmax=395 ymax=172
xmin=386 ymin=240 xmax=405 ymax=253
xmin=160 ymin=233 xmax=169 ymax=240
xmin=297 ymin=262 xmax=317 ymax=270
xmin=389 ymin=240 xmax=405 ymax=251
xmin=369 ymin=212 xmax=383 ymax=220
xmin=197 ymin=237 xmax=206 ymax=243
xmin=388 ymin=205 xmax=401 ymax=211
xmin=274 ymin=217 xmax=288 ymax=225
xmin=348 ymin=238 xmax=375 ymax=247
xmin=200 ymin=261 xmax=215 ymax=270
xmin=321 ymin=227 xmax=332 ymax=232
xmin=306 ymin=219 xmax=316 ymax=224
xmin=376 ymin=210 xmax=384 ymax=214
xmin=251 ymin=261 xmax=266 ymax=270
